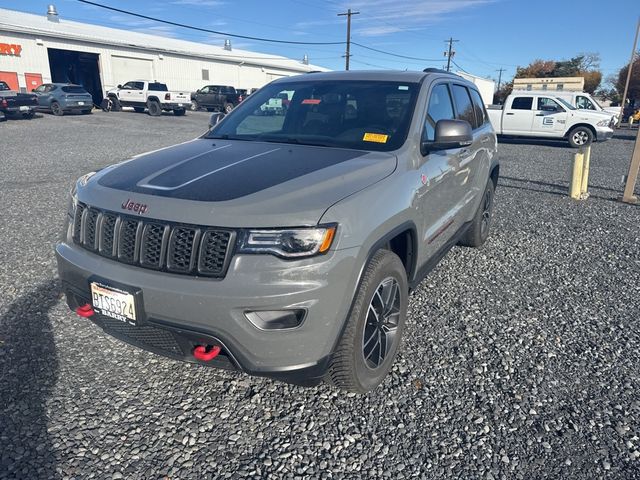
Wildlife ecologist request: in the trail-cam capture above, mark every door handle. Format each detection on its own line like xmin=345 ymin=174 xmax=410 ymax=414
xmin=535 ymin=113 xmax=545 ymax=116
xmin=505 ymin=112 xmax=514 ymax=115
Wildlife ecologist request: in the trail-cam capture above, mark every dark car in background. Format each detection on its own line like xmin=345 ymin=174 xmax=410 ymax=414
xmin=33 ymin=83 xmax=94 ymax=116
xmin=191 ymin=85 xmax=244 ymax=113
xmin=0 ymin=80 xmax=38 ymax=119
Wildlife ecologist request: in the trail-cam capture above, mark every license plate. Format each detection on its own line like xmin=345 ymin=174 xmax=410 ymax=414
xmin=19 ymin=106 xmax=29 ymax=111
xmin=91 ymin=282 xmax=137 ymax=324
xmin=78 ymin=101 xmax=85 ymax=106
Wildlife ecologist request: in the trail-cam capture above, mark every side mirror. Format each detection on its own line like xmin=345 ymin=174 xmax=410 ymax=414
xmin=117 ymin=84 xmax=123 ymax=89
xmin=209 ymin=112 xmax=225 ymax=129
xmin=421 ymin=119 xmax=473 ymax=154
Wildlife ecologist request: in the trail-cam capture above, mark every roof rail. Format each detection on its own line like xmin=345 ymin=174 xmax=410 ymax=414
xmin=306 ymin=70 xmax=323 ymax=74
xmin=422 ymin=68 xmax=459 ymax=75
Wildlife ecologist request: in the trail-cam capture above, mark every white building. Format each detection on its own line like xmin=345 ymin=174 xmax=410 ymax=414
xmin=455 ymin=71 xmax=495 ymax=106
xmin=0 ymin=5 xmax=327 ymax=104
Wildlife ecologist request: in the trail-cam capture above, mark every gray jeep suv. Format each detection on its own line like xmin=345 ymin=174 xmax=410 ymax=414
xmin=56 ymin=70 xmax=499 ymax=392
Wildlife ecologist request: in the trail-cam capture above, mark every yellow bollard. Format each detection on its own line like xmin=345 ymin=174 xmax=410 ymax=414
xmin=580 ymin=145 xmax=591 ymax=196
xmin=570 ymin=150 xmax=584 ymax=199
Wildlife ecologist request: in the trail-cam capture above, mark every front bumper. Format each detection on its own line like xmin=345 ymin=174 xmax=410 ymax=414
xmin=56 ymin=241 xmax=361 ymax=385
xmin=596 ymin=127 xmax=614 ymax=141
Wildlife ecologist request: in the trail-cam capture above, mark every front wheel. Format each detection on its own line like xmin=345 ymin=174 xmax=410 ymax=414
xmin=224 ymin=103 xmax=234 ymax=114
xmin=51 ymin=101 xmax=64 ymax=116
xmin=326 ymin=249 xmax=408 ymax=393
xmin=147 ymin=100 xmax=162 ymax=116
xmin=568 ymin=126 xmax=594 ymax=148
xmin=190 ymin=100 xmax=199 ymax=111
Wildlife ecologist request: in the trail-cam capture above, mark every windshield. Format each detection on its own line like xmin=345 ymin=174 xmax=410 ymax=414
xmin=206 ymin=80 xmax=419 ymax=151
xmin=0 ymin=81 xmax=10 ymax=91
xmin=555 ymin=97 xmax=575 ymax=110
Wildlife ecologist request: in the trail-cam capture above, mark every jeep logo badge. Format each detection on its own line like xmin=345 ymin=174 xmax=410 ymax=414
xmin=121 ymin=199 xmax=148 ymax=215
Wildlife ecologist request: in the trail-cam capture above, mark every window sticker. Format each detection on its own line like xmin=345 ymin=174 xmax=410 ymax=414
xmin=301 ymin=98 xmax=321 ymax=105
xmin=363 ymin=132 xmax=389 ymax=143
xmin=398 ymin=85 xmax=409 ymax=90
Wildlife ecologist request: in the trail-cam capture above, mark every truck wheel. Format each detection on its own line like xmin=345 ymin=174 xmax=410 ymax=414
xmin=459 ymin=179 xmax=495 ymax=248
xmin=327 ymin=249 xmax=408 ymax=393
xmin=133 ymin=107 xmax=145 ymax=113
xmin=190 ymin=100 xmax=199 ymax=111
xmin=568 ymin=126 xmax=593 ymax=148
xmin=51 ymin=101 xmax=64 ymax=116
xmin=224 ymin=103 xmax=234 ymax=114
xmin=147 ymin=100 xmax=161 ymax=116
xmin=109 ymin=96 xmax=121 ymax=112
xmin=174 ymin=108 xmax=186 ymax=116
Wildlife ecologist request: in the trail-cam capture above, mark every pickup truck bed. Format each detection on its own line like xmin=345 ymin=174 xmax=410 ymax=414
xmin=0 ymin=81 xmax=38 ymax=118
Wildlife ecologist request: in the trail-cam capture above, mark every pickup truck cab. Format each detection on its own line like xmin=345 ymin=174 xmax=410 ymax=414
xmin=191 ymin=85 xmax=244 ymax=113
xmin=0 ymin=80 xmax=38 ymax=119
xmin=56 ymin=69 xmax=499 ymax=392
xmin=106 ymin=81 xmax=189 ymax=116
xmin=514 ymin=90 xmax=620 ymax=123
xmin=488 ymin=92 xmax=614 ymax=147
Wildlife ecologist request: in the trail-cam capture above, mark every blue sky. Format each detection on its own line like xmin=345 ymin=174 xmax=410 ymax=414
xmin=3 ymin=0 xmax=638 ymax=86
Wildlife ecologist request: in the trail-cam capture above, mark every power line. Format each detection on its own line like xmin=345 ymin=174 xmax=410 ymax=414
xmin=351 ymin=42 xmax=441 ymax=62
xmin=76 ymin=0 xmax=345 ymax=45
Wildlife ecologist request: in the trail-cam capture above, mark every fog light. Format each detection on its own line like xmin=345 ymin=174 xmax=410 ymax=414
xmin=244 ymin=309 xmax=306 ymax=330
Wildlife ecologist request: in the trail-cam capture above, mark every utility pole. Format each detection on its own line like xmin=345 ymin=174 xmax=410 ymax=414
xmin=444 ymin=37 xmax=458 ymax=72
xmin=617 ymin=16 xmax=640 ymax=128
xmin=496 ymin=68 xmax=505 ymax=91
xmin=338 ymin=9 xmax=359 ymax=71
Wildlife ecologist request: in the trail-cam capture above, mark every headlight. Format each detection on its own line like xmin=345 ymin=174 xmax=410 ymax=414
xmin=68 ymin=171 xmax=96 ymax=217
xmin=237 ymin=225 xmax=337 ymax=259
xmin=596 ymin=119 xmax=609 ymax=127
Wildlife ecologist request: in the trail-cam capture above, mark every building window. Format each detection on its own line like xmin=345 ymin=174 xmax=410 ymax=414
xmin=202 ymin=69 xmax=209 ymax=81
xmin=542 ymin=84 xmax=547 ymax=91
xmin=526 ymin=84 xmax=532 ymax=91
xmin=556 ymin=83 xmax=564 ymax=91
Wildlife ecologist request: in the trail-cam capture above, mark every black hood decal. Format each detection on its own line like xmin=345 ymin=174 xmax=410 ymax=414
xmin=98 ymin=140 xmax=368 ymax=201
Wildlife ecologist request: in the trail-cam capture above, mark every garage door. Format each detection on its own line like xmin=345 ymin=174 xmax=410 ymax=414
xmin=111 ymin=56 xmax=153 ymax=84
xmin=0 ymin=71 xmax=19 ymax=91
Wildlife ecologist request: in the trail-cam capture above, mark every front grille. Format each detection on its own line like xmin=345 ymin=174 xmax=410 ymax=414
xmin=72 ymin=202 xmax=234 ymax=277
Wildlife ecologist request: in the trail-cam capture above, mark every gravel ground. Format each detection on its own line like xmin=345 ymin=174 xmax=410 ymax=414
xmin=1 ymin=111 xmax=639 ymax=479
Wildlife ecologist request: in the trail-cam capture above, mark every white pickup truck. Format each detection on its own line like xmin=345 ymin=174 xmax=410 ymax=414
xmin=488 ymin=92 xmax=614 ymax=147
xmin=105 ymin=80 xmax=189 ymax=116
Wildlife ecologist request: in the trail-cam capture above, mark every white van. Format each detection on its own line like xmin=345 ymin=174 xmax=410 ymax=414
xmin=511 ymin=90 xmax=620 ymax=121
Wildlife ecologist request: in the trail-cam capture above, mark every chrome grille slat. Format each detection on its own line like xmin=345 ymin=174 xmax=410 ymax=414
xmin=72 ymin=202 xmax=232 ymax=278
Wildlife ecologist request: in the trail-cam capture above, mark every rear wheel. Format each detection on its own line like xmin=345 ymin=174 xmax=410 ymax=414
xmin=147 ymin=100 xmax=161 ymax=116
xmin=51 ymin=101 xmax=64 ymax=116
xmin=327 ymin=250 xmax=408 ymax=393
xmin=459 ymin=179 xmax=495 ymax=248
xmin=568 ymin=126 xmax=593 ymax=148
xmin=133 ymin=107 xmax=145 ymax=113
xmin=190 ymin=100 xmax=199 ymax=111
xmin=224 ymin=102 xmax=234 ymax=114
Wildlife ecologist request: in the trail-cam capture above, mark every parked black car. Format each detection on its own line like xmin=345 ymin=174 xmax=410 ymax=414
xmin=0 ymin=81 xmax=38 ymax=119
xmin=190 ymin=85 xmax=244 ymax=113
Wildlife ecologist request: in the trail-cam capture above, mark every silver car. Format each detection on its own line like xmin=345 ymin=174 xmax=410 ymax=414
xmin=33 ymin=83 xmax=93 ymax=116
xmin=56 ymin=70 xmax=499 ymax=392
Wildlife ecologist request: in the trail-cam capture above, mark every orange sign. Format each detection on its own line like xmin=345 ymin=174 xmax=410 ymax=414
xmin=0 ymin=43 xmax=22 ymax=56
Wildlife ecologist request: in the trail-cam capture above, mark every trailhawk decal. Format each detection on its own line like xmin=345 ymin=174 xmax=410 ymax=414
xmin=98 ymin=140 xmax=367 ymax=202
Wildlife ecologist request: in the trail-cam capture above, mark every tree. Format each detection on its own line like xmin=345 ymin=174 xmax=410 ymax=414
xmin=616 ymin=52 xmax=640 ymax=107
xmin=582 ymin=70 xmax=602 ymax=94
xmin=514 ymin=60 xmax=555 ymax=79
xmin=512 ymin=53 xmax=602 ymax=94
xmin=493 ymin=81 xmax=513 ymax=105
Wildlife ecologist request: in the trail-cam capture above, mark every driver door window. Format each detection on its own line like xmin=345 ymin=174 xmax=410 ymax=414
xmin=423 ymin=83 xmax=455 ymax=141
xmin=576 ymin=96 xmax=595 ymax=110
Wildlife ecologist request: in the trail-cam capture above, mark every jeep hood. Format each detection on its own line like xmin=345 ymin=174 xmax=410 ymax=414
xmin=83 ymin=138 xmax=397 ymax=227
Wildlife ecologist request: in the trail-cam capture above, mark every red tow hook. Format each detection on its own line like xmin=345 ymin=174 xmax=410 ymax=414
xmin=193 ymin=345 xmax=221 ymax=361
xmin=75 ymin=303 xmax=95 ymax=318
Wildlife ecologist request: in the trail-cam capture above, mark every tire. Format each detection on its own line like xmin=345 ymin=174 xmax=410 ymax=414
xmin=23 ymin=111 xmax=35 ymax=119
xmin=133 ymin=107 xmax=145 ymax=113
xmin=459 ymin=179 xmax=495 ymax=248
xmin=568 ymin=126 xmax=594 ymax=148
xmin=206 ymin=107 xmax=215 ymax=112
xmin=81 ymin=109 xmax=92 ymax=115
xmin=327 ymin=249 xmax=408 ymax=393
xmin=174 ymin=108 xmax=186 ymax=116
xmin=147 ymin=100 xmax=161 ymax=116
xmin=224 ymin=102 xmax=234 ymax=114
xmin=190 ymin=100 xmax=199 ymax=111
xmin=109 ymin=96 xmax=121 ymax=112
xmin=51 ymin=101 xmax=64 ymax=116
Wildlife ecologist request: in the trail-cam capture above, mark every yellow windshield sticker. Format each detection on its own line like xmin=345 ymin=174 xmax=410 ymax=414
xmin=363 ymin=133 xmax=389 ymax=143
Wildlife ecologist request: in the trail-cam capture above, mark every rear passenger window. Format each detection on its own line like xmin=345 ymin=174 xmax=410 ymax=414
xmin=423 ymin=83 xmax=455 ymax=141
xmin=511 ymin=97 xmax=533 ymax=110
xmin=451 ymin=85 xmax=477 ymax=129
xmin=469 ymin=89 xmax=487 ymax=128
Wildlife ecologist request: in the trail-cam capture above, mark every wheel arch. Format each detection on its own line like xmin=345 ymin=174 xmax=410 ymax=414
xmin=565 ymin=123 xmax=596 ymax=138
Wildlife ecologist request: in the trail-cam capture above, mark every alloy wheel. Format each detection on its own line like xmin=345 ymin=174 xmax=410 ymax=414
xmin=572 ymin=130 xmax=589 ymax=146
xmin=362 ymin=277 xmax=401 ymax=369
xmin=480 ymin=187 xmax=493 ymax=237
